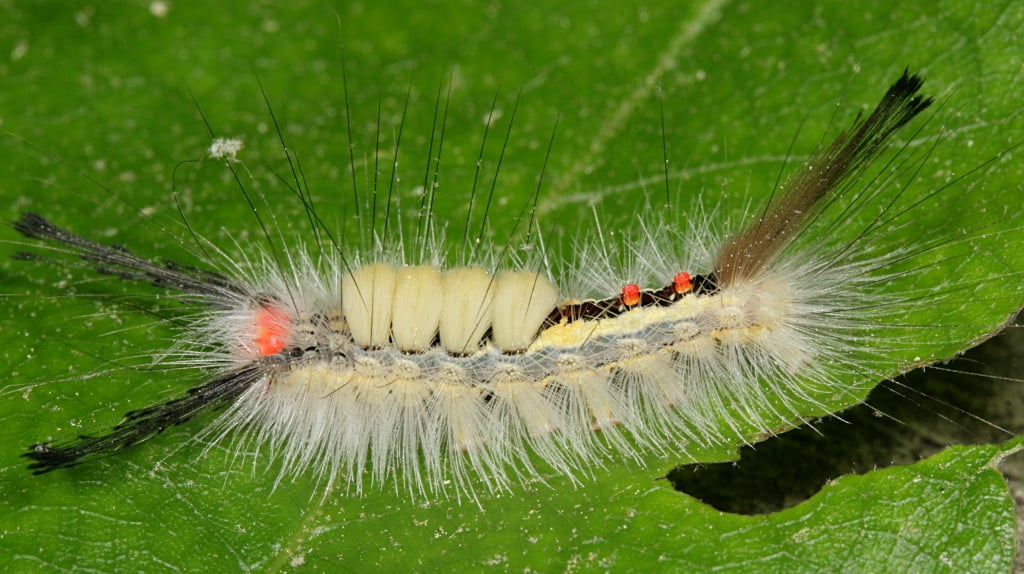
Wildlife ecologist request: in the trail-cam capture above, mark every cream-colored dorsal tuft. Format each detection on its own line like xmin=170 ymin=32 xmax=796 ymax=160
xmin=341 ymin=263 xmax=397 ymax=348
xmin=439 ymin=266 xmax=495 ymax=354
xmin=492 ymin=270 xmax=560 ymax=352
xmin=391 ymin=265 xmax=443 ymax=352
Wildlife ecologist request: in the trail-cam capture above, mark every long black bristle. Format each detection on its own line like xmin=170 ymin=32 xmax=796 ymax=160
xmin=23 ymin=366 xmax=264 ymax=474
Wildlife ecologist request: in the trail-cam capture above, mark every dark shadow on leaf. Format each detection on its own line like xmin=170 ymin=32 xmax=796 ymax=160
xmin=669 ymin=323 xmax=1024 ymax=515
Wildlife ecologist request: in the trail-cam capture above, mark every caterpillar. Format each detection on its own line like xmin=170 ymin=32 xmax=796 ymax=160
xmin=9 ymin=69 xmax=1022 ymax=503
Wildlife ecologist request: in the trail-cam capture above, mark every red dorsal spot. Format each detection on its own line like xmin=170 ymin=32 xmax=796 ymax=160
xmin=621 ymin=283 xmax=641 ymax=307
xmin=254 ymin=306 xmax=291 ymax=356
xmin=673 ymin=272 xmax=693 ymax=294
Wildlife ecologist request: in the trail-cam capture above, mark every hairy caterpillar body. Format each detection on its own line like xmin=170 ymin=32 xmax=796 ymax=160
xmin=10 ymin=71 xmax=1019 ymax=501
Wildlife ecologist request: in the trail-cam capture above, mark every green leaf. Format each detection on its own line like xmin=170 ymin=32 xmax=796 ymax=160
xmin=1 ymin=1 xmax=1022 ymax=572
